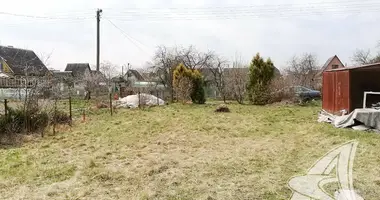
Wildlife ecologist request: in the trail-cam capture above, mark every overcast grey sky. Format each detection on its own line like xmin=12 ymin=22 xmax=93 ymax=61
xmin=1 ymin=0 xmax=380 ymax=71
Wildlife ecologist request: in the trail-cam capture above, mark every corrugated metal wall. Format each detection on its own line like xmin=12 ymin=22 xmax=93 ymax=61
xmin=322 ymin=70 xmax=350 ymax=114
xmin=322 ymin=71 xmax=335 ymax=112
xmin=335 ymin=70 xmax=350 ymax=113
xmin=323 ymin=64 xmax=380 ymax=114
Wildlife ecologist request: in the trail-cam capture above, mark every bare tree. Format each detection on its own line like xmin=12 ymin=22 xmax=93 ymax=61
xmin=352 ymin=49 xmax=371 ymax=65
xmin=100 ymin=61 xmax=119 ymax=86
xmin=152 ymin=45 xmax=218 ymax=102
xmin=207 ymin=56 xmax=229 ymax=102
xmin=285 ymin=53 xmax=319 ymax=89
xmin=176 ymin=45 xmax=214 ymax=70
xmin=82 ymin=70 xmax=105 ymax=100
xmin=152 ymin=46 xmax=179 ymax=102
xmin=352 ymin=48 xmax=380 ymax=65
xmin=224 ymin=55 xmax=248 ymax=104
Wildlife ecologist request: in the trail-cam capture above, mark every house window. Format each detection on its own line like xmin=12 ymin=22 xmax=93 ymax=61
xmin=332 ymin=65 xmax=339 ymax=69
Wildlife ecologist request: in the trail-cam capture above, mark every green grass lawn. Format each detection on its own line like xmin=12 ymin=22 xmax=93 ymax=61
xmin=1 ymin=102 xmax=380 ymax=199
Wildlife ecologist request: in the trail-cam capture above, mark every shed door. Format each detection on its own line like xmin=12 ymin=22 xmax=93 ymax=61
xmin=322 ymin=72 xmax=335 ymax=113
xmin=334 ymin=71 xmax=350 ymax=114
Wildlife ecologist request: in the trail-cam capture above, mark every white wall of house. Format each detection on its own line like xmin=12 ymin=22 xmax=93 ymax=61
xmin=0 ymin=88 xmax=29 ymax=100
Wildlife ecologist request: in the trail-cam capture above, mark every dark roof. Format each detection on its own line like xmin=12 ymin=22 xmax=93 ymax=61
xmin=224 ymin=67 xmax=249 ymax=72
xmin=322 ymin=55 xmax=344 ymax=71
xmin=125 ymin=69 xmax=144 ymax=81
xmin=91 ymin=70 xmax=106 ymax=80
xmin=52 ymin=71 xmax=74 ymax=85
xmin=0 ymin=45 xmax=48 ymax=76
xmin=65 ymin=63 xmax=91 ymax=77
xmin=223 ymin=66 xmax=281 ymax=76
xmin=52 ymin=71 xmax=73 ymax=79
xmin=325 ymin=62 xmax=380 ymax=72
xmin=199 ymin=68 xmax=215 ymax=81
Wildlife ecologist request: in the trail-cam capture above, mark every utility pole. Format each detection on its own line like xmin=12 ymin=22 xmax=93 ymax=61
xmin=96 ymin=8 xmax=103 ymax=72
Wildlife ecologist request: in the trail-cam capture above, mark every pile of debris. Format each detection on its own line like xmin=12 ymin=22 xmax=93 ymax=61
xmin=318 ymin=109 xmax=380 ymax=132
xmin=215 ymin=104 xmax=230 ymax=113
xmin=114 ymin=93 xmax=165 ymax=109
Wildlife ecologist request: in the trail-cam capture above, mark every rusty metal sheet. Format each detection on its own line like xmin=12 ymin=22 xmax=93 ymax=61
xmin=322 ymin=71 xmax=335 ymax=113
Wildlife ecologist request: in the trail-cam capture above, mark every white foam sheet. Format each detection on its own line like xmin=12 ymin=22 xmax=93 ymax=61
xmin=115 ymin=93 xmax=165 ymax=108
xmin=319 ymin=109 xmax=380 ymax=130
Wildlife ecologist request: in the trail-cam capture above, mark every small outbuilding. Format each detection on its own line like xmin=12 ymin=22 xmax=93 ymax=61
xmin=322 ymin=63 xmax=380 ymax=114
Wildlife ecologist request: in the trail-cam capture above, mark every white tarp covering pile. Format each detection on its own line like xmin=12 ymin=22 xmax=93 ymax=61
xmin=318 ymin=109 xmax=380 ymax=131
xmin=115 ymin=93 xmax=165 ymax=108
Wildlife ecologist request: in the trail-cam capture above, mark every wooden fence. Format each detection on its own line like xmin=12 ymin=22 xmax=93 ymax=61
xmin=0 ymin=77 xmax=49 ymax=88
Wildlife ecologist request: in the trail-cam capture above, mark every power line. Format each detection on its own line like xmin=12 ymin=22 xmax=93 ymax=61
xmin=105 ymin=18 xmax=152 ymax=56
xmin=0 ymin=11 xmax=92 ymax=20
xmin=103 ymin=1 xmax=380 ymax=21
xmin=106 ymin=11 xmax=380 ymax=22
xmin=105 ymin=6 xmax=380 ymax=21
xmin=110 ymin=6 xmax=380 ymax=16
xmin=1 ymin=18 xmax=93 ymax=26
xmin=105 ymin=0 xmax=380 ymax=12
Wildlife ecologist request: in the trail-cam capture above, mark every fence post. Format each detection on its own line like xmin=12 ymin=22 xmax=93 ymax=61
xmin=156 ymin=90 xmax=159 ymax=105
xmin=82 ymin=109 xmax=86 ymax=122
xmin=69 ymin=96 xmax=72 ymax=126
xmin=4 ymin=99 xmax=7 ymax=117
xmin=109 ymin=93 xmax=113 ymax=116
xmin=53 ymin=99 xmax=57 ymax=135
xmin=138 ymin=89 xmax=141 ymax=108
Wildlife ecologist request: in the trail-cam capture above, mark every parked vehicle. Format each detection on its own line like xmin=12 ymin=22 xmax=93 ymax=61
xmin=273 ymin=86 xmax=321 ymax=102
xmin=292 ymin=86 xmax=321 ymax=101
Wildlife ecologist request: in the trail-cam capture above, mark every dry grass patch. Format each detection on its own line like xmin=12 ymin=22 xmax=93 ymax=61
xmin=0 ymin=102 xmax=380 ymax=199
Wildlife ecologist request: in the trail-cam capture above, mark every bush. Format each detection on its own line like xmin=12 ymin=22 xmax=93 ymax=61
xmin=190 ymin=70 xmax=206 ymax=104
xmin=51 ymin=110 xmax=71 ymax=125
xmin=173 ymin=64 xmax=206 ymax=104
xmin=247 ymin=53 xmax=275 ymax=105
xmin=0 ymin=107 xmax=49 ymax=137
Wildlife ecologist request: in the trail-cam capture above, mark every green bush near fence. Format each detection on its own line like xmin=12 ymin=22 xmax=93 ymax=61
xmin=0 ymin=107 xmax=49 ymax=137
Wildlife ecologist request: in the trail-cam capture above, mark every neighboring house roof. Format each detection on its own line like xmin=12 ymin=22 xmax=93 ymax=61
xmin=111 ymin=76 xmax=127 ymax=82
xmin=326 ymin=62 xmax=380 ymax=72
xmin=321 ymin=55 xmax=344 ymax=71
xmin=223 ymin=66 xmax=281 ymax=76
xmin=65 ymin=63 xmax=91 ymax=77
xmin=91 ymin=70 xmax=107 ymax=82
xmin=125 ymin=69 xmax=144 ymax=81
xmin=223 ymin=67 xmax=249 ymax=75
xmin=52 ymin=71 xmax=74 ymax=85
xmin=199 ymin=68 xmax=215 ymax=82
xmin=0 ymin=45 xmax=48 ymax=76
xmin=140 ymin=71 xmax=161 ymax=82
xmin=52 ymin=71 xmax=73 ymax=79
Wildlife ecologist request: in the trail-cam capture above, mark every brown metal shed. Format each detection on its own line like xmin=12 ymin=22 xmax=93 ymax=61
xmin=322 ymin=63 xmax=380 ymax=114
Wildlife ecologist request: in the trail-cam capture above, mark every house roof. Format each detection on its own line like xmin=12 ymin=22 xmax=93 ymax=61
xmin=223 ymin=66 xmax=281 ymax=76
xmin=91 ymin=70 xmax=106 ymax=80
xmin=65 ymin=63 xmax=91 ymax=77
xmin=199 ymin=68 xmax=215 ymax=81
xmin=321 ymin=55 xmax=344 ymax=71
xmin=126 ymin=69 xmax=144 ymax=81
xmin=325 ymin=62 xmax=380 ymax=72
xmin=0 ymin=45 xmax=48 ymax=76
xmin=52 ymin=71 xmax=73 ymax=79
